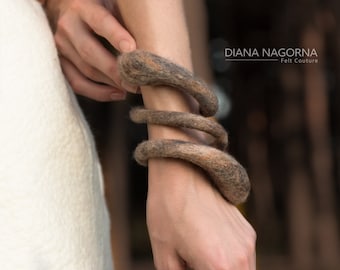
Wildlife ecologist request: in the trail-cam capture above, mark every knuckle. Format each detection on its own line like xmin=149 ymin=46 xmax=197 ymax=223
xmin=206 ymin=246 xmax=251 ymax=270
xmin=79 ymin=43 xmax=93 ymax=59
xmin=56 ymin=16 xmax=68 ymax=35
xmin=235 ymin=252 xmax=249 ymax=268
xmin=212 ymin=259 xmax=230 ymax=269
xmin=211 ymin=261 xmax=229 ymax=270
xmin=245 ymin=228 xmax=257 ymax=251
xmin=82 ymin=65 xmax=97 ymax=80
xmin=248 ymin=236 xmax=257 ymax=252
xmin=107 ymin=64 xmax=118 ymax=80
xmin=212 ymin=254 xmax=248 ymax=270
xmin=239 ymin=240 xmax=256 ymax=259
xmin=106 ymin=63 xmax=115 ymax=74
xmin=206 ymin=248 xmax=229 ymax=270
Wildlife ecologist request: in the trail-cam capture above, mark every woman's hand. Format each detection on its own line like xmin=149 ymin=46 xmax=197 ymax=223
xmin=147 ymin=159 xmax=257 ymax=270
xmin=44 ymin=0 xmax=138 ymax=101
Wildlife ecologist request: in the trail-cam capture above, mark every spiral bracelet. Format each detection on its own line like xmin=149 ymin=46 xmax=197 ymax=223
xmin=118 ymin=50 xmax=250 ymax=205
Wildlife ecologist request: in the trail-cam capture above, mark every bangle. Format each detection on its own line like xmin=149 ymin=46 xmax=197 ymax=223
xmin=118 ymin=50 xmax=251 ymax=205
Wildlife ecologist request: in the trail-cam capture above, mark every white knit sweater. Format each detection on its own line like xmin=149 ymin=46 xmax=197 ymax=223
xmin=0 ymin=0 xmax=113 ymax=269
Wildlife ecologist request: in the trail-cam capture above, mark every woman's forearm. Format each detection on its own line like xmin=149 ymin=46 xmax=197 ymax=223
xmin=116 ymin=0 xmax=200 ymax=140
xmin=116 ymin=0 xmax=191 ymax=68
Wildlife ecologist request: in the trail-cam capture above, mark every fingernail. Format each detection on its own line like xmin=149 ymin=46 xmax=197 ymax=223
xmin=119 ymin=40 xmax=132 ymax=52
xmin=121 ymin=80 xmax=138 ymax=93
xmin=111 ymin=91 xmax=126 ymax=100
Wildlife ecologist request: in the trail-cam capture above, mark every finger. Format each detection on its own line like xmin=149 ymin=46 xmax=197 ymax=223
xmin=69 ymin=21 xmax=137 ymax=93
xmin=60 ymin=57 xmax=126 ymax=101
xmin=57 ymin=10 xmax=138 ymax=93
xmin=59 ymin=16 xmax=121 ymax=85
xmin=55 ymin=33 xmax=117 ymax=87
xmin=78 ymin=2 xmax=136 ymax=53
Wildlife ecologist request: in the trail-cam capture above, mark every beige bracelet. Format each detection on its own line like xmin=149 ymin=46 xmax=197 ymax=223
xmin=118 ymin=50 xmax=251 ymax=205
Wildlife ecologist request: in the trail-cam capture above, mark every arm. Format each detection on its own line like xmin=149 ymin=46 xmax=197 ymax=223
xmin=116 ymin=1 xmax=256 ymax=269
xmin=117 ymin=0 xmax=197 ymax=134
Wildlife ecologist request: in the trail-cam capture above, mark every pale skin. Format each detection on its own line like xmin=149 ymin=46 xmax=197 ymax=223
xmin=44 ymin=0 xmax=256 ymax=269
xmin=45 ymin=0 xmax=138 ymax=101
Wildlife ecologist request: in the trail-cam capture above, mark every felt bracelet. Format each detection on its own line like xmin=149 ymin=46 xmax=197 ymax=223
xmin=118 ymin=50 xmax=250 ymax=205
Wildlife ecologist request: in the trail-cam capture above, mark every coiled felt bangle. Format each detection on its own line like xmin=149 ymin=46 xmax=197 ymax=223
xmin=118 ymin=50 xmax=250 ymax=205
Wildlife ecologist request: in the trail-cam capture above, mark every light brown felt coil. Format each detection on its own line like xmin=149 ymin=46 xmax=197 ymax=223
xmin=118 ymin=50 xmax=250 ymax=205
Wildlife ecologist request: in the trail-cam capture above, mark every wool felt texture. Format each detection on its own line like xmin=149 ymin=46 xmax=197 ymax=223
xmin=119 ymin=50 xmax=251 ymax=205
xmin=0 ymin=0 xmax=113 ymax=269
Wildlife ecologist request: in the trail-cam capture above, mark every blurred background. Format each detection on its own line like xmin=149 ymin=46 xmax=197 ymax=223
xmin=78 ymin=0 xmax=340 ymax=269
